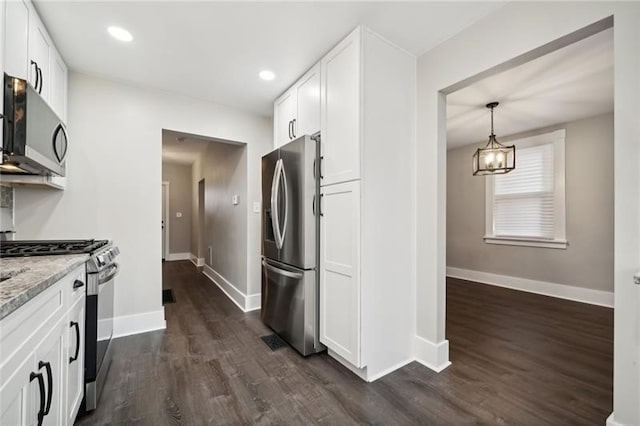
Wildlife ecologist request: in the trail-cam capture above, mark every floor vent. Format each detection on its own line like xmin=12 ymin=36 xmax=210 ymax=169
xmin=162 ymin=289 xmax=176 ymax=304
xmin=261 ymin=334 xmax=288 ymax=351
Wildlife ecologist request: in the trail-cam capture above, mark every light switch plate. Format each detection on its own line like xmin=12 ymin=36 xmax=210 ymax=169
xmin=253 ymin=202 xmax=260 ymax=213
xmin=232 ymin=195 xmax=239 ymax=205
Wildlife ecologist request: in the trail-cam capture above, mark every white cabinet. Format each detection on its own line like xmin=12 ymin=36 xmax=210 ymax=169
xmin=320 ymin=32 xmax=361 ymax=186
xmin=1 ymin=0 xmax=68 ymax=123
xmin=50 ymin=48 xmax=68 ymax=123
xmin=65 ymin=298 xmax=85 ymax=425
xmin=273 ymin=89 xmax=296 ymax=148
xmin=28 ymin=9 xmax=51 ymax=101
xmin=273 ymin=62 xmax=321 ymax=148
xmin=317 ymin=27 xmax=416 ymax=380
xmin=0 ymin=265 xmax=86 ymax=426
xmin=3 ymin=0 xmax=30 ymax=80
xmin=320 ymin=181 xmax=361 ymax=366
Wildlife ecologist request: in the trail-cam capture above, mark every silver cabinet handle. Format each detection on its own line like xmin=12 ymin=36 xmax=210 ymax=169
xmin=262 ymin=260 xmax=303 ymax=279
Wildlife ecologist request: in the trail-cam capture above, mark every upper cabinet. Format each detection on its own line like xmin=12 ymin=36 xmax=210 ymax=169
xmin=273 ymin=62 xmax=321 ymax=148
xmin=3 ymin=0 xmax=30 ymax=80
xmin=2 ymin=0 xmax=68 ymax=123
xmin=320 ymin=31 xmax=361 ymax=186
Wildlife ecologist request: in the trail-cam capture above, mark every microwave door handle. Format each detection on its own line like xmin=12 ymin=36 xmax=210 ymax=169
xmin=279 ymin=161 xmax=288 ymax=245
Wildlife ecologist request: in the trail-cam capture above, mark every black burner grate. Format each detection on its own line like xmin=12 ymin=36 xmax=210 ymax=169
xmin=0 ymin=239 xmax=109 ymax=258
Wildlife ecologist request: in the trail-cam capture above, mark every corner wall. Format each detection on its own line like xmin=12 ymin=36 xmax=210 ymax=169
xmin=416 ymin=4 xmax=639 ymax=425
xmin=14 ymin=72 xmax=272 ymax=336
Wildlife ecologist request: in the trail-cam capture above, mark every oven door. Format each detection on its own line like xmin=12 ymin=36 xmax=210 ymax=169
xmin=85 ymin=262 xmax=119 ymax=411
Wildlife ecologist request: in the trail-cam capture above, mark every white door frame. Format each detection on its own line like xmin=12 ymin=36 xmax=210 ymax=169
xmin=416 ymin=6 xmax=639 ymax=425
xmin=162 ymin=181 xmax=170 ymax=260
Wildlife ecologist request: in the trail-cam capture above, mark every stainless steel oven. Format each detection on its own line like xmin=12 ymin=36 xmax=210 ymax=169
xmin=84 ymin=244 xmax=119 ymax=411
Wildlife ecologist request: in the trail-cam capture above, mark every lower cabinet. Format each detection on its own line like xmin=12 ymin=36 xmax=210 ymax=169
xmin=65 ymin=297 xmax=85 ymax=425
xmin=0 ymin=265 xmax=86 ymax=426
xmin=319 ymin=180 xmax=361 ymax=367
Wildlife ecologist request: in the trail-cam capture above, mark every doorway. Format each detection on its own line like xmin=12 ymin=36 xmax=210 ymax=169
xmin=161 ymin=181 xmax=169 ymax=261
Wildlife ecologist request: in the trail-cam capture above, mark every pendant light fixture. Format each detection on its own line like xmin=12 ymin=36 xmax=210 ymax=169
xmin=472 ymin=102 xmax=515 ymax=176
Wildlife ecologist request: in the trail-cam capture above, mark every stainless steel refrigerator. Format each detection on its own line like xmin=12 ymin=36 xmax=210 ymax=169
xmin=261 ymin=134 xmax=325 ymax=356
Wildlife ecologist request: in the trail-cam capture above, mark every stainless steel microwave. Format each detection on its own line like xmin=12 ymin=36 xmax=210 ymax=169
xmin=1 ymin=73 xmax=68 ymax=176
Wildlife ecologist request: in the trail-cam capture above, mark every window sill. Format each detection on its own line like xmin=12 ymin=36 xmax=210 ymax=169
xmin=483 ymin=236 xmax=568 ymax=249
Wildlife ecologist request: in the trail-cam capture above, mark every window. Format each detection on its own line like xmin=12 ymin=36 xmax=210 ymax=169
xmin=485 ymin=129 xmax=567 ymax=249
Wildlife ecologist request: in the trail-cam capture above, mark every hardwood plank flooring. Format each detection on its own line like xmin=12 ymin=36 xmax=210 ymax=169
xmin=76 ymin=262 xmax=613 ymax=425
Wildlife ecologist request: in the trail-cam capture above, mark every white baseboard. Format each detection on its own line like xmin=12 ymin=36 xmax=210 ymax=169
xmin=414 ymin=336 xmax=451 ymax=373
xmin=113 ymin=309 xmax=166 ymax=338
xmin=166 ymin=252 xmax=191 ymax=261
xmin=189 ymin=253 xmax=204 ymax=267
xmin=447 ymin=267 xmax=614 ymax=308
xmin=202 ymin=265 xmax=260 ymax=313
xmin=367 ymin=358 xmax=414 ymax=382
xmin=606 ymin=413 xmax=625 ymax=426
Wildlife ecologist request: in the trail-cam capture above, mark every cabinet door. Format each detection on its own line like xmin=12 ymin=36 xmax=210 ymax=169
xmin=65 ymin=297 xmax=85 ymax=425
xmin=320 ymin=29 xmax=361 ymax=186
xmin=50 ymin=48 xmax=68 ymax=123
xmin=295 ymin=63 xmax=321 ymax=138
xmin=4 ymin=0 xmax=30 ymax=80
xmin=320 ymin=181 xmax=361 ymax=367
xmin=28 ymin=11 xmax=51 ymax=101
xmin=34 ymin=320 xmax=65 ymax=426
xmin=273 ymin=89 xmax=296 ymax=148
xmin=0 ymin=354 xmax=35 ymax=426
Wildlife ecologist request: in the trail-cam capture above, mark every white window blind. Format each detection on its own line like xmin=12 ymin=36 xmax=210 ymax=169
xmin=493 ymin=143 xmax=554 ymax=239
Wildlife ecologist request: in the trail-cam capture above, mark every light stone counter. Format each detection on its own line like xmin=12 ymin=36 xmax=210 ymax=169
xmin=0 ymin=254 xmax=88 ymax=320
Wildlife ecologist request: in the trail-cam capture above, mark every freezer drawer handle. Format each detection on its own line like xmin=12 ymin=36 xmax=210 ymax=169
xmin=262 ymin=260 xmax=303 ymax=279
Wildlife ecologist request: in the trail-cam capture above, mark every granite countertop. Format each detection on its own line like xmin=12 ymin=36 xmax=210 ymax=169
xmin=0 ymin=254 xmax=89 ymax=320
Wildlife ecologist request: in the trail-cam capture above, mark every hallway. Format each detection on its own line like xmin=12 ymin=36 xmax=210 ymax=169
xmin=76 ymin=261 xmax=613 ymax=425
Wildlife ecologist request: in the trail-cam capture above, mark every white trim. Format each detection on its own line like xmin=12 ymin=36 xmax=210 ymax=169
xmin=166 ymin=252 xmax=190 ymax=261
xmin=189 ymin=253 xmax=205 ymax=267
xmin=606 ymin=413 xmax=625 ymax=426
xmin=113 ymin=309 xmax=166 ymax=338
xmin=202 ymin=265 xmax=260 ymax=312
xmin=447 ymin=266 xmax=614 ymax=308
xmin=367 ymin=358 xmax=415 ymax=382
xmin=327 ymin=349 xmax=368 ymax=381
xmin=162 ymin=181 xmax=170 ymax=260
xmin=483 ymin=236 xmax=568 ymax=249
xmin=413 ymin=335 xmax=451 ymax=373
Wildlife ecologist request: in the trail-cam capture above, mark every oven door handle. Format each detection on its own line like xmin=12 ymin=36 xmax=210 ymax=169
xmin=98 ymin=263 xmax=119 ymax=285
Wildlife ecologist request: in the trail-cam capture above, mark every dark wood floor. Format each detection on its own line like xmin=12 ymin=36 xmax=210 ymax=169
xmin=76 ymin=262 xmax=613 ymax=425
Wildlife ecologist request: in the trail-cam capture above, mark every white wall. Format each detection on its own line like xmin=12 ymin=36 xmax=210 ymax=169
xmin=416 ymin=4 xmax=639 ymax=425
xmin=14 ymin=72 xmax=272 ymax=335
xmin=447 ymin=113 xmax=614 ymax=294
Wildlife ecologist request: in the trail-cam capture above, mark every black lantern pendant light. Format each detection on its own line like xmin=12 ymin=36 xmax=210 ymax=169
xmin=472 ymin=102 xmax=515 ymax=176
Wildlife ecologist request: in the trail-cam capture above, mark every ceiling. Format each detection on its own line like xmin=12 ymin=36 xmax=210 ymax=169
xmin=162 ymin=130 xmax=209 ymax=165
xmin=34 ymin=1 xmax=504 ymax=117
xmin=446 ymin=28 xmax=614 ymax=149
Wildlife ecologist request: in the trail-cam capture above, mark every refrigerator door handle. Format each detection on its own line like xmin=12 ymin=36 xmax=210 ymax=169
xmin=279 ymin=161 xmax=289 ymax=247
xmin=262 ymin=259 xmax=303 ymax=279
xmin=270 ymin=159 xmax=283 ymax=249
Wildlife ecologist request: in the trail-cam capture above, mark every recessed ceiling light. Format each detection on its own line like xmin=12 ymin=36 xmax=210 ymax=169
xmin=108 ymin=26 xmax=133 ymax=42
xmin=259 ymin=70 xmax=275 ymax=81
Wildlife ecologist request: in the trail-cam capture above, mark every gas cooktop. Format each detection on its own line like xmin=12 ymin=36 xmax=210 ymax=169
xmin=0 ymin=239 xmax=110 ymax=258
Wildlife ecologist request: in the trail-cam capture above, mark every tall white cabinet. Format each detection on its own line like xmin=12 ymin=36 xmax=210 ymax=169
xmin=317 ymin=27 xmax=415 ymax=380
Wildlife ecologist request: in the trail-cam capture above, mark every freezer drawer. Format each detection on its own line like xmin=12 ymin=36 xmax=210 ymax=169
xmin=261 ymin=258 xmax=324 ymax=356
